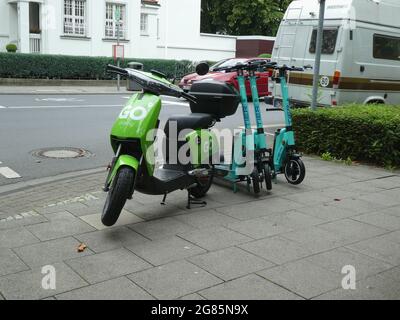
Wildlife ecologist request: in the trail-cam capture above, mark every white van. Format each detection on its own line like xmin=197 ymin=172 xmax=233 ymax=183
xmin=271 ymin=0 xmax=400 ymax=107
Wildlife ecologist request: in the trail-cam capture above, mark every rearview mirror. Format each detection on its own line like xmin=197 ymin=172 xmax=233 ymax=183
xmin=196 ymin=62 xmax=210 ymax=76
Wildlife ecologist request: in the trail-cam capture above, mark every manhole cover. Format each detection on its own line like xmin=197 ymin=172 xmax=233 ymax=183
xmin=31 ymin=147 xmax=93 ymax=159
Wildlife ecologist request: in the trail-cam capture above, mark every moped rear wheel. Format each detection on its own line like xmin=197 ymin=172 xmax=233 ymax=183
xmin=189 ymin=167 xmax=214 ymax=199
xmin=102 ymin=167 xmax=135 ymax=227
xmin=284 ymin=158 xmax=305 ymax=185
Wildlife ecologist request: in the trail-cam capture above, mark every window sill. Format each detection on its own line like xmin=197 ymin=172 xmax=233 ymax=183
xmin=60 ymin=35 xmax=91 ymax=41
xmin=102 ymin=38 xmax=130 ymax=43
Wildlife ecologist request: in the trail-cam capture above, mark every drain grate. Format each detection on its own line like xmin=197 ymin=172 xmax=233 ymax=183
xmin=31 ymin=147 xmax=93 ymax=159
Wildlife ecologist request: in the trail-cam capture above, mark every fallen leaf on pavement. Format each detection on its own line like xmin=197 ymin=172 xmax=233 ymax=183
xmin=77 ymin=243 xmax=87 ymax=252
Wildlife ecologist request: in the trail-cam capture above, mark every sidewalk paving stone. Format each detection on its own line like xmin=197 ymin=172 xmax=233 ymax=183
xmin=26 ymin=211 xmax=95 ymax=241
xmin=226 ymin=217 xmax=292 ymax=240
xmin=74 ymin=226 xmax=150 ymax=253
xmin=35 ymin=202 xmax=89 ymax=215
xmin=358 ymin=192 xmax=400 ymax=208
xmin=257 ymin=259 xmax=341 ymax=299
xmin=0 ymin=211 xmax=47 ymax=231
xmin=351 ymin=211 xmax=400 ymax=231
xmin=124 ymin=203 xmax=186 ymax=221
xmin=281 ymin=191 xmax=333 ymax=206
xmin=296 ymin=203 xmax=362 ymax=222
xmin=66 ymin=248 xmax=151 ymax=284
xmin=0 ymin=263 xmax=88 ymax=300
xmin=238 ymin=236 xmax=314 ymax=265
xmin=179 ymin=293 xmax=205 ymax=300
xmin=14 ymin=237 xmax=94 ymax=268
xmin=0 ymin=248 xmax=29 ymax=277
xmin=328 ymin=198 xmax=383 ymax=214
xmin=127 ymin=260 xmax=222 ymax=300
xmin=0 ymin=227 xmax=39 ymax=248
xmin=128 ymin=217 xmax=197 ymax=240
xmin=199 ymin=274 xmax=303 ymax=300
xmin=215 ymin=197 xmax=301 ymax=221
xmin=173 ymin=209 xmax=239 ymax=229
xmin=79 ymin=210 xmax=144 ymax=230
xmin=126 ymin=236 xmax=206 ymax=266
xmin=317 ymin=219 xmax=388 ymax=243
xmin=188 ymin=247 xmax=274 ymax=281
xmin=314 ymin=273 xmax=400 ymax=300
xmin=178 ymin=227 xmax=252 ymax=251
xmin=281 ymin=226 xmax=350 ymax=254
xmin=262 ymin=210 xmax=325 ymax=230
xmin=304 ymin=247 xmax=393 ymax=280
xmin=346 ymin=235 xmax=400 ymax=266
xmin=56 ymin=277 xmax=154 ymax=300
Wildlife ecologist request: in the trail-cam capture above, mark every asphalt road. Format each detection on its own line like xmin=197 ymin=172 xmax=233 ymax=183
xmin=0 ymin=94 xmax=284 ymax=186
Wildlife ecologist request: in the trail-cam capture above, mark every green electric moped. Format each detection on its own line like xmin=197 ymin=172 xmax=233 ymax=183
xmin=102 ymin=64 xmax=239 ymax=226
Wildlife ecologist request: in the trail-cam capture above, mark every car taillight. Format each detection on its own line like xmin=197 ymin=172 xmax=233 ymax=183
xmin=333 ymin=71 xmax=341 ymax=89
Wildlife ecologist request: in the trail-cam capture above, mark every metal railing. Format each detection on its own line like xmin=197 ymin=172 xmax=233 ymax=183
xmin=29 ymin=33 xmax=41 ymax=53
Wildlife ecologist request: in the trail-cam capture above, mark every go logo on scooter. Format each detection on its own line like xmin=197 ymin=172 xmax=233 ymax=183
xmin=119 ymin=105 xmax=148 ymax=121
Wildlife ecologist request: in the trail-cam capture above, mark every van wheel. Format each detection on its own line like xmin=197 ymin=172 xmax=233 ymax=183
xmin=102 ymin=167 xmax=135 ymax=227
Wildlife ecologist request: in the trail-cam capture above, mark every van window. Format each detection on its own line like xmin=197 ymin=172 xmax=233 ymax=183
xmin=309 ymin=29 xmax=339 ymax=54
xmin=373 ymin=34 xmax=400 ymax=61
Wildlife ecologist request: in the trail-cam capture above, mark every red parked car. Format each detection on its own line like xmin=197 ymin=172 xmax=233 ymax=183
xmin=179 ymin=58 xmax=271 ymax=98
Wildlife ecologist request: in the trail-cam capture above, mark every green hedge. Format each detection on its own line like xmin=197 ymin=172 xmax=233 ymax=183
xmin=292 ymin=105 xmax=400 ymax=167
xmin=0 ymin=52 xmax=196 ymax=80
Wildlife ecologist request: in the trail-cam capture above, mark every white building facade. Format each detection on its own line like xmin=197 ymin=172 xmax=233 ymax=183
xmin=0 ymin=0 xmax=236 ymax=61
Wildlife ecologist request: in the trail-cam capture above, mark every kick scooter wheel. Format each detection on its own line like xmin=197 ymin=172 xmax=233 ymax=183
xmin=263 ymin=164 xmax=273 ymax=191
xmin=251 ymin=168 xmax=261 ymax=194
xmin=284 ymin=158 xmax=306 ymax=185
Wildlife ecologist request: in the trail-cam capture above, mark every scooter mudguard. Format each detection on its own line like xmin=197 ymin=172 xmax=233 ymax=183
xmin=273 ymin=129 xmax=295 ymax=172
xmin=107 ymin=155 xmax=140 ymax=185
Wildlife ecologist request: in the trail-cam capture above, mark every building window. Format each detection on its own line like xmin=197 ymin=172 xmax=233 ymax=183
xmin=309 ymin=29 xmax=338 ymax=55
xmin=63 ymin=0 xmax=87 ymax=36
xmin=374 ymin=34 xmax=400 ymax=61
xmin=105 ymin=3 xmax=126 ymax=39
xmin=140 ymin=13 xmax=148 ymax=35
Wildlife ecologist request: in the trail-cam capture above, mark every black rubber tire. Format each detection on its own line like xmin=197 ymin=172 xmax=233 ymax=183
xmin=284 ymin=158 xmax=306 ymax=185
xmin=189 ymin=169 xmax=214 ymax=199
xmin=102 ymin=167 xmax=135 ymax=227
xmin=251 ymin=168 xmax=261 ymax=194
xmin=264 ymin=164 xmax=273 ymax=191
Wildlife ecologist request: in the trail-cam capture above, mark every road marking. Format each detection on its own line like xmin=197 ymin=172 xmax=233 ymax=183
xmin=0 ymin=167 xmax=22 ymax=179
xmin=162 ymin=101 xmax=189 ymax=106
xmin=0 ymin=106 xmax=5 ymax=108
xmin=4 ymin=105 xmax=121 ymax=109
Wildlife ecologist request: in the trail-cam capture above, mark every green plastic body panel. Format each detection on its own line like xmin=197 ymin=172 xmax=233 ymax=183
xmin=111 ymin=93 xmax=161 ymax=176
xmin=107 ymin=155 xmax=140 ymax=184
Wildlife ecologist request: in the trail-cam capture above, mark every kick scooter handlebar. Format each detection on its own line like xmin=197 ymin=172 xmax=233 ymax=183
xmin=106 ymin=64 xmax=197 ymax=104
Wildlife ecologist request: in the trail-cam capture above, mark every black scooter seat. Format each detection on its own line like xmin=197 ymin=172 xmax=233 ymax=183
xmin=164 ymin=113 xmax=215 ymax=137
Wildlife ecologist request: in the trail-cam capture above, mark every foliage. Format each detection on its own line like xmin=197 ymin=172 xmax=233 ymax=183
xmin=258 ymin=53 xmax=272 ymax=58
xmin=292 ymin=105 xmax=400 ymax=168
xmin=201 ymin=0 xmax=291 ymax=36
xmin=0 ymin=52 xmax=195 ymax=80
xmin=5 ymin=44 xmax=17 ymax=53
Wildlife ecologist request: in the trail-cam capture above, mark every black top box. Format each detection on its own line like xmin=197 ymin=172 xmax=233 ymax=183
xmin=189 ymin=80 xmax=240 ymax=119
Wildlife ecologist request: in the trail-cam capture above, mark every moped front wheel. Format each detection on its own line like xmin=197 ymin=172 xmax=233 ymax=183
xmin=284 ymin=158 xmax=305 ymax=185
xmin=102 ymin=167 xmax=135 ymax=227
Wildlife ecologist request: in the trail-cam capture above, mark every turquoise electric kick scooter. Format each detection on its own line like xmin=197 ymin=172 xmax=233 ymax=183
xmin=266 ymin=65 xmax=308 ymax=185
